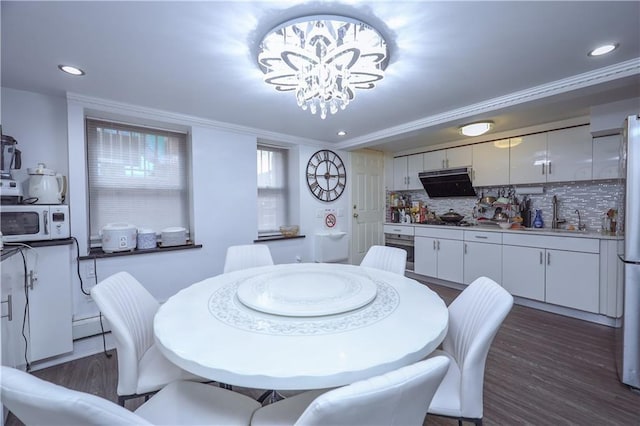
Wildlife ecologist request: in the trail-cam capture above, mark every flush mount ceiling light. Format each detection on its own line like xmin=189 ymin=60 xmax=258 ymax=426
xmin=257 ymin=15 xmax=388 ymax=119
xmin=459 ymin=121 xmax=493 ymax=137
xmin=588 ymin=43 xmax=618 ymax=57
xmin=58 ymin=64 xmax=85 ymax=76
xmin=337 ymin=130 xmax=347 ymax=136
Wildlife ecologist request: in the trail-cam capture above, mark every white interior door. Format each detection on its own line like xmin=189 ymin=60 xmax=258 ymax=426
xmin=351 ymin=149 xmax=385 ymax=265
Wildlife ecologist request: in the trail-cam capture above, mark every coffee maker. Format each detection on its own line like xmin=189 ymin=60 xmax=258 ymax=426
xmin=1 ymin=129 xmax=24 ymax=204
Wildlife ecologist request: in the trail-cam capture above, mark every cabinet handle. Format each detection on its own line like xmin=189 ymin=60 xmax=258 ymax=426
xmin=1 ymin=294 xmax=12 ymax=321
xmin=542 ymin=163 xmax=546 ymax=175
xmin=474 ymin=235 xmax=488 ymax=239
xmin=433 ymin=240 xmax=436 ymax=250
xmin=540 ymin=251 xmax=543 ymax=264
xmin=437 ymin=240 xmax=440 ymax=250
xmin=464 ymin=243 xmax=468 ymax=254
xmin=446 ymin=159 xmax=450 ymax=168
xmin=548 ymin=162 xmax=552 ymax=175
xmin=547 ymin=252 xmax=550 ymax=265
xmin=442 ymin=159 xmax=446 ymax=169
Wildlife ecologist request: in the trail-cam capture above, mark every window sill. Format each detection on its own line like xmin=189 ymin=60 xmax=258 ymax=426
xmin=79 ymin=241 xmax=202 ymax=260
xmin=254 ymin=235 xmax=306 ymax=243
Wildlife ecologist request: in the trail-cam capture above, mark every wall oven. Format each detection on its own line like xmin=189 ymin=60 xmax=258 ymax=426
xmin=384 ymin=227 xmax=415 ymax=271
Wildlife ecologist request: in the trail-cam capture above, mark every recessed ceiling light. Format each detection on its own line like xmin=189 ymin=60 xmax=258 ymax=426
xmin=337 ymin=130 xmax=347 ymax=137
xmin=588 ymin=43 xmax=618 ymax=57
xmin=459 ymin=121 xmax=493 ymax=137
xmin=58 ymin=64 xmax=85 ymax=76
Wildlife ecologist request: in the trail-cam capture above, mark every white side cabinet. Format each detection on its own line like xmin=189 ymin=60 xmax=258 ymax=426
xmin=545 ymin=249 xmax=599 ymax=312
xmin=393 ymin=154 xmax=424 ymax=190
xmin=0 ymin=243 xmax=73 ymax=366
xmin=472 ymin=140 xmax=510 ymax=187
xmin=463 ymin=230 xmax=502 ymax=285
xmin=414 ymin=227 xmax=464 ymax=283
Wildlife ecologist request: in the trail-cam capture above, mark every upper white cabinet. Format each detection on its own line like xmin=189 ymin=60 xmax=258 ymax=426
xmin=393 ymin=154 xmax=424 ymax=190
xmin=509 ymin=133 xmax=548 ymax=185
xmin=546 ymin=125 xmax=592 ymax=182
xmin=592 ymin=134 xmax=622 ymax=180
xmin=472 ymin=140 xmax=510 ymax=187
xmin=509 ymin=125 xmax=592 ymax=185
xmin=424 ymin=146 xmax=472 ymax=171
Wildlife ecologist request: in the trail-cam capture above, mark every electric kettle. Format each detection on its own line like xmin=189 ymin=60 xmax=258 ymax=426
xmin=27 ymin=163 xmax=66 ymax=204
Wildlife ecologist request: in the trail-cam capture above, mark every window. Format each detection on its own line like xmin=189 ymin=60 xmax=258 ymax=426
xmin=86 ymin=119 xmax=190 ymax=244
xmin=257 ymin=145 xmax=289 ymax=235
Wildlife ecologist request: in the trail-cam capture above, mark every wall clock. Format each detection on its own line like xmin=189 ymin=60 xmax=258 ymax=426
xmin=306 ymin=149 xmax=346 ymax=202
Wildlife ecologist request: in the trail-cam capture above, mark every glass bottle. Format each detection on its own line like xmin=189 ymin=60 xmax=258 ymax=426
xmin=533 ymin=209 xmax=544 ymax=228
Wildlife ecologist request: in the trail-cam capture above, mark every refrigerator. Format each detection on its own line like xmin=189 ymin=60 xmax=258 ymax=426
xmin=618 ymin=113 xmax=640 ymax=390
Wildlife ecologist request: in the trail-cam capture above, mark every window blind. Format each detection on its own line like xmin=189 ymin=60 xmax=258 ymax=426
xmin=86 ymin=119 xmax=190 ymax=241
xmin=257 ymin=145 xmax=289 ymax=235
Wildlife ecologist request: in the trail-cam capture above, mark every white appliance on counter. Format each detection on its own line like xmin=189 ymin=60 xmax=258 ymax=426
xmin=0 ymin=205 xmax=70 ymax=242
xmin=618 ymin=114 xmax=640 ymax=390
xmin=101 ymin=223 xmax=137 ymax=253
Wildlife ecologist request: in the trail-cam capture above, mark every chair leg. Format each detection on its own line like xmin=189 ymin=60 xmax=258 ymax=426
xmin=257 ymin=389 xmax=285 ymax=405
xmin=118 ymin=396 xmax=126 ymax=407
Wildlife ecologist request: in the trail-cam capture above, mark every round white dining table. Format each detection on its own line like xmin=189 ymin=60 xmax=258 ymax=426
xmin=154 ymin=263 xmax=448 ymax=391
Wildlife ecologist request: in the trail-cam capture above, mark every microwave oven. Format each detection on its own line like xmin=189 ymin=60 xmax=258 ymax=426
xmin=0 ymin=205 xmax=70 ymax=242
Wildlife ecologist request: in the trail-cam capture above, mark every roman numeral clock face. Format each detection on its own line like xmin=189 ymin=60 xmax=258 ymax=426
xmin=306 ymin=150 xmax=346 ymax=202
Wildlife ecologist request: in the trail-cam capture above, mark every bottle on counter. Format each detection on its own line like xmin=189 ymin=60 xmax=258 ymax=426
xmin=533 ymin=209 xmax=544 ymax=228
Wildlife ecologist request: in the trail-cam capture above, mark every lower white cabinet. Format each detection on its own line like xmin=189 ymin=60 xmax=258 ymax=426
xmin=463 ymin=231 xmax=502 ymax=285
xmin=502 ymin=246 xmax=546 ymax=301
xmin=545 ymin=249 xmax=599 ymax=312
xmin=414 ymin=228 xmax=464 ymax=283
xmin=0 ymin=243 xmax=73 ymax=367
xmin=501 ymin=234 xmax=600 ymax=313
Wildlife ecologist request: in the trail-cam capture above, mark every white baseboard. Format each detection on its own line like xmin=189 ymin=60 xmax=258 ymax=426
xmin=29 ymin=333 xmax=115 ymax=371
xmin=72 ymin=315 xmax=111 ymax=340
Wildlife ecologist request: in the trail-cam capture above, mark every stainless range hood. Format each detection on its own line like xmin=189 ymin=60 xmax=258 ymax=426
xmin=418 ymin=167 xmax=477 ymax=198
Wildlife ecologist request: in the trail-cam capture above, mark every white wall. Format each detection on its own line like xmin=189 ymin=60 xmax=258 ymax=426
xmin=1 ymin=88 xmax=353 ymax=340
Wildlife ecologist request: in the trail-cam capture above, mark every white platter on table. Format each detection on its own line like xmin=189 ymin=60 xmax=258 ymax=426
xmin=236 ymin=265 xmax=377 ymax=316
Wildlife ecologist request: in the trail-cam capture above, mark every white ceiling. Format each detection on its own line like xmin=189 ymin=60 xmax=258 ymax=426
xmin=2 ymin=1 xmax=639 ymax=153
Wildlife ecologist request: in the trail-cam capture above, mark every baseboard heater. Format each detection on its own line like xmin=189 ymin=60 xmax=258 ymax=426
xmin=72 ymin=315 xmax=111 ymax=340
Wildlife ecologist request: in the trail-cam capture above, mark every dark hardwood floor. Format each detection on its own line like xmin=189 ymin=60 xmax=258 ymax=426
xmin=5 ymin=283 xmax=639 ymax=425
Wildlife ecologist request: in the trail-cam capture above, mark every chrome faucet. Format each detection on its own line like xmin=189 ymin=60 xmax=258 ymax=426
xmin=575 ymin=209 xmax=586 ymax=231
xmin=551 ymin=195 xmax=566 ymax=229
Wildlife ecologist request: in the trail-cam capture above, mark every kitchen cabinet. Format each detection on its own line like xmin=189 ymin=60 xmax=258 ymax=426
xmin=546 ymin=125 xmax=592 ymax=182
xmin=1 ymin=250 xmax=28 ymax=369
xmin=0 ymin=243 xmax=73 ymax=366
xmin=501 ymin=233 xmax=600 ymax=313
xmin=423 ymin=145 xmax=472 ymax=171
xmin=472 ymin=140 xmax=510 ymax=187
xmin=509 ymin=133 xmax=547 ymax=185
xmin=414 ymin=227 xmax=463 ymax=283
xmin=502 ymin=245 xmax=545 ymax=301
xmin=510 ymin=125 xmax=592 ymax=185
xmin=545 ymin=249 xmax=599 ymax=312
xmin=393 ymin=154 xmax=423 ymax=190
xmin=592 ymin=134 xmax=622 ymax=180
xmin=463 ymin=231 xmax=502 ymax=285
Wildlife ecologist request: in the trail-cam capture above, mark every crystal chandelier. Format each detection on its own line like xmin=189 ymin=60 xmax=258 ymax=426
xmin=258 ymin=15 xmax=388 ymax=119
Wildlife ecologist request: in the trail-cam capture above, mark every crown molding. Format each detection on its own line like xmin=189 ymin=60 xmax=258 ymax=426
xmin=337 ymin=58 xmax=640 ymax=150
xmin=65 ymin=92 xmax=327 ymax=147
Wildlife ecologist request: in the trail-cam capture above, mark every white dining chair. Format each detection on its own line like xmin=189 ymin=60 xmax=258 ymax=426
xmin=0 ymin=366 xmax=261 ymax=426
xmin=90 ymin=271 xmax=207 ymax=406
xmin=360 ymin=245 xmax=407 ymax=276
xmin=224 ymin=244 xmax=274 ymax=273
xmin=427 ymin=276 xmax=514 ymax=426
xmin=250 ymin=356 xmax=450 ymax=426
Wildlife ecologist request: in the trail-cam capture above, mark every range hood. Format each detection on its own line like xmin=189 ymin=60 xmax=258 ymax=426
xmin=418 ymin=167 xmax=477 ymax=198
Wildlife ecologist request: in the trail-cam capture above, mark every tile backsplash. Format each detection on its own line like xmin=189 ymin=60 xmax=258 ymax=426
xmin=387 ymin=180 xmax=624 ymax=232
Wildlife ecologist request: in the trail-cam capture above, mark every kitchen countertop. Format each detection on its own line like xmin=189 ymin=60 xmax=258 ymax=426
xmin=385 ymin=223 xmax=623 ymax=240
